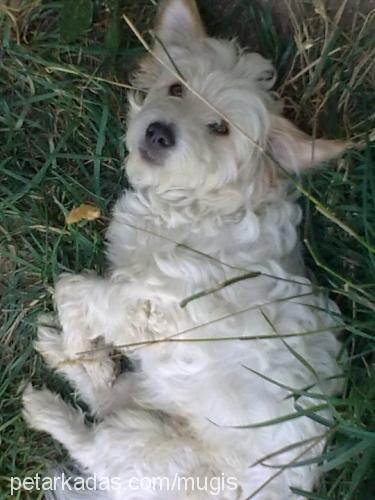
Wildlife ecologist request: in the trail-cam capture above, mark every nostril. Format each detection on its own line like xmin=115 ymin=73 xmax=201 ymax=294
xmin=145 ymin=122 xmax=175 ymax=149
xmin=146 ymin=126 xmax=155 ymax=139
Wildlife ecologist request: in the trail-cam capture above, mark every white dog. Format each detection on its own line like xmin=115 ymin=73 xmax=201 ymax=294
xmin=23 ymin=1 xmax=347 ymax=498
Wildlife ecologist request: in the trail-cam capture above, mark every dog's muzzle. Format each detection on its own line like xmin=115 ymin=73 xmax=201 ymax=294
xmin=139 ymin=121 xmax=176 ymax=165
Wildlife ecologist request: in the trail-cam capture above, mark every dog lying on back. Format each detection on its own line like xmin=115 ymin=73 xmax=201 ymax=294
xmin=23 ymin=1 xmax=347 ymax=498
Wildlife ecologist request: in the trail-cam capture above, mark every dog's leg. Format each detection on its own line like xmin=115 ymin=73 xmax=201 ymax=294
xmin=36 ymin=314 xmax=140 ymax=418
xmin=35 ymin=314 xmax=104 ymax=413
xmin=53 ymin=273 xmax=118 ymax=389
xmin=22 ymin=385 xmax=94 ymax=468
xmin=54 ymin=272 xmax=150 ymax=382
xmin=22 ymin=386 xmax=225 ymax=498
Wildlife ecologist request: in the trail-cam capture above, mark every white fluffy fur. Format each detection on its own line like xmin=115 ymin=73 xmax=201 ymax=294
xmin=23 ymin=1 xmax=346 ymax=498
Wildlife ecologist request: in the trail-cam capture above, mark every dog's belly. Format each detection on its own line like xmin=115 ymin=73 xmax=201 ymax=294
xmin=98 ymin=192 xmax=342 ymax=497
xmin=110 ymin=256 xmax=341 ymax=429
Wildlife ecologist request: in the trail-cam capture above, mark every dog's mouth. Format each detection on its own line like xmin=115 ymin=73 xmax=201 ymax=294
xmin=139 ymin=145 xmax=165 ymax=167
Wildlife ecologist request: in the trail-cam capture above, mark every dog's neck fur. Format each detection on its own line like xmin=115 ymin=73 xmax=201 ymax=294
xmin=106 ymin=178 xmax=304 ymax=281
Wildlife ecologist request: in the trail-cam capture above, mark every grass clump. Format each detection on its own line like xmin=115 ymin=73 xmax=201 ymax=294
xmin=0 ymin=1 xmax=374 ymax=499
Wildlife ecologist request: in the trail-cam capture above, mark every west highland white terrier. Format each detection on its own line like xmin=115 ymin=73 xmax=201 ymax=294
xmin=23 ymin=1 xmax=347 ymax=498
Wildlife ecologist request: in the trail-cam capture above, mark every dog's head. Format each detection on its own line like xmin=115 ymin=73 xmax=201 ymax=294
xmin=125 ymin=0 xmax=346 ymax=203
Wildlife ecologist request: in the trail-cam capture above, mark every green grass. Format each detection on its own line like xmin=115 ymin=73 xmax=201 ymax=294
xmin=0 ymin=1 xmax=374 ymax=499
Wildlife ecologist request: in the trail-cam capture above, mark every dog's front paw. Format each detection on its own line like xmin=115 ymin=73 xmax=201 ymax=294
xmin=52 ymin=273 xmax=116 ymax=388
xmin=36 ymin=313 xmax=115 ymax=388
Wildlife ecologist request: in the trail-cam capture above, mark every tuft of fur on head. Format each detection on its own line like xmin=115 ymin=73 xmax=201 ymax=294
xmin=126 ymin=0 xmax=347 ymax=213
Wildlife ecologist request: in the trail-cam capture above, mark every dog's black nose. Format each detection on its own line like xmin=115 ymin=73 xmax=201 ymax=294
xmin=145 ymin=122 xmax=175 ymax=150
xmin=141 ymin=122 xmax=176 ymax=165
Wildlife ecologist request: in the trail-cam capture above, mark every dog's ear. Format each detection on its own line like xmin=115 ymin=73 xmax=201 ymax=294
xmin=267 ymin=116 xmax=348 ymax=172
xmin=155 ymin=0 xmax=206 ymax=47
xmin=132 ymin=1 xmax=205 ymax=90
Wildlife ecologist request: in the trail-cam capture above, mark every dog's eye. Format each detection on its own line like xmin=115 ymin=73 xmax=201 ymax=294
xmin=168 ymin=83 xmax=184 ymax=98
xmin=207 ymin=120 xmax=230 ymax=136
